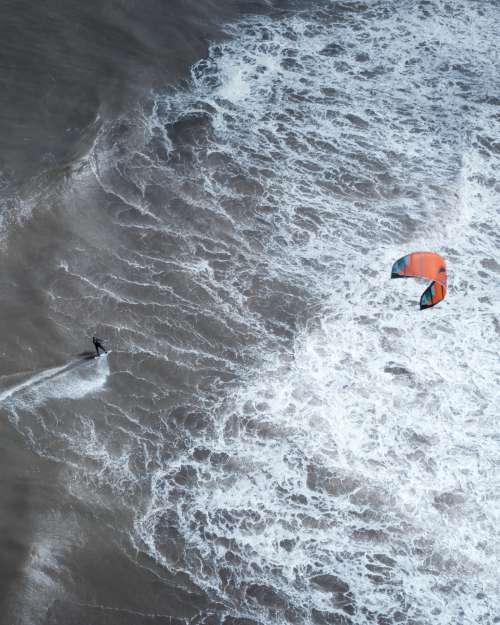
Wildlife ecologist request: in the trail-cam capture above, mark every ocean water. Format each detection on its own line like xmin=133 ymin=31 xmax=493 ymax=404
xmin=0 ymin=1 xmax=498 ymax=624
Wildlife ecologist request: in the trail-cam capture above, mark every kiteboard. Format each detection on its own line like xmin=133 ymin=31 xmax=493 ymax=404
xmin=79 ymin=350 xmax=110 ymax=361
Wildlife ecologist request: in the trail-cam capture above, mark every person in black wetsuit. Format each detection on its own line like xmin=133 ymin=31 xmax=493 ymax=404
xmin=92 ymin=336 xmax=107 ymax=356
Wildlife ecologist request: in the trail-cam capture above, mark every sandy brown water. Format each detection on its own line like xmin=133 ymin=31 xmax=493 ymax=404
xmin=0 ymin=1 xmax=499 ymax=624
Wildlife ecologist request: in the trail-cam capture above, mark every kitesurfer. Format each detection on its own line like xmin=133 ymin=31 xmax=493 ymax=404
xmin=92 ymin=336 xmax=107 ymax=356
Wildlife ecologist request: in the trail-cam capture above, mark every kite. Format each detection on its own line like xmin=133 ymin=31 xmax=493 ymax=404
xmin=391 ymin=252 xmax=447 ymax=310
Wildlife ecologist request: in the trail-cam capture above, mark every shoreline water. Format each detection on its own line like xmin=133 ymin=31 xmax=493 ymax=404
xmin=0 ymin=1 xmax=499 ymax=623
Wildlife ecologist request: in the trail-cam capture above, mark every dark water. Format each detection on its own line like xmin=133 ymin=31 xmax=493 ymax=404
xmin=0 ymin=1 xmax=499 ymax=624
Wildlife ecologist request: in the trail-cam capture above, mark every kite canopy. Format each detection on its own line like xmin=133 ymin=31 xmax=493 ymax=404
xmin=391 ymin=252 xmax=447 ymax=310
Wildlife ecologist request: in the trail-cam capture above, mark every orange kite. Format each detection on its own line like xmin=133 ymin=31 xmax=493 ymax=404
xmin=391 ymin=252 xmax=447 ymax=310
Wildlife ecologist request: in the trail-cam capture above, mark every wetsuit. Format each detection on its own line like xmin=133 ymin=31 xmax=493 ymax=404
xmin=92 ymin=336 xmax=107 ymax=356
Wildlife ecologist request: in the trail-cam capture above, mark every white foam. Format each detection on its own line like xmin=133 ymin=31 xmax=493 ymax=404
xmin=21 ymin=1 xmax=497 ymax=622
xmin=129 ymin=3 xmax=500 ymax=622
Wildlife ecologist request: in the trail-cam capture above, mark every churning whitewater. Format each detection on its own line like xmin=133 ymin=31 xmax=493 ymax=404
xmin=0 ymin=0 xmax=498 ymax=624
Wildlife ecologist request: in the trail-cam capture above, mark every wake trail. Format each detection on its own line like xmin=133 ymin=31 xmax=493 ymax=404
xmin=0 ymin=357 xmax=104 ymax=405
